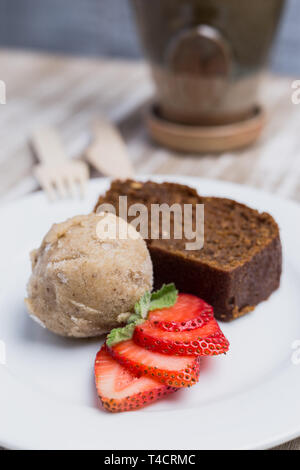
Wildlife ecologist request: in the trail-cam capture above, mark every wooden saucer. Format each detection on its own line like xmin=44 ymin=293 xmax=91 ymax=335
xmin=146 ymin=105 xmax=266 ymax=153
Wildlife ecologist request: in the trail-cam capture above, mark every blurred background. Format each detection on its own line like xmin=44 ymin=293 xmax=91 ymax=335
xmin=0 ymin=0 xmax=299 ymax=74
xmin=0 ymin=0 xmax=300 ymax=206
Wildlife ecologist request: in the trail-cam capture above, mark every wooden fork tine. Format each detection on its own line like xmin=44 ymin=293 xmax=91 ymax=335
xmin=75 ymin=161 xmax=89 ymax=197
xmin=34 ymin=167 xmax=57 ymax=201
xmin=77 ymin=170 xmax=88 ymax=198
xmin=54 ymin=175 xmax=69 ymax=199
xmin=66 ymin=172 xmax=78 ymax=198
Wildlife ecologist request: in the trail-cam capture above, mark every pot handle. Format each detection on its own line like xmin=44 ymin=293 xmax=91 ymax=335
xmin=166 ymin=24 xmax=231 ymax=81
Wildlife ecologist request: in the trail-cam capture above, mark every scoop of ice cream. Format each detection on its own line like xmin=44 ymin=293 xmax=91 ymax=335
xmin=25 ymin=213 xmax=153 ymax=337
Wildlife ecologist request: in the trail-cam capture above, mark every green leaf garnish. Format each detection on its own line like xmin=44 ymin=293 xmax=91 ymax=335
xmin=149 ymin=283 xmax=178 ymax=312
xmin=127 ymin=313 xmax=140 ymax=324
xmin=134 ymin=291 xmax=151 ymax=319
xmin=106 ymin=322 xmax=138 ymax=347
xmin=105 ymin=283 xmax=178 ymax=347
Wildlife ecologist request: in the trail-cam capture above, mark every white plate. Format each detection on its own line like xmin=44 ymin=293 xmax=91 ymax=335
xmin=1 ymin=176 xmax=300 ymax=450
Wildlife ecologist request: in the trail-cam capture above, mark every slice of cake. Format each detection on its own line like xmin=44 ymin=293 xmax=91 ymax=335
xmin=94 ymin=180 xmax=282 ymax=321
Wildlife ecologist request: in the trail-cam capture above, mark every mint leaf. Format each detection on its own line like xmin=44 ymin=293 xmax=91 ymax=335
xmin=106 ymin=322 xmax=141 ymax=347
xmin=127 ymin=313 xmax=141 ymax=324
xmin=134 ymin=291 xmax=151 ymax=319
xmin=149 ymin=283 xmax=178 ymax=311
xmin=105 ymin=284 xmax=178 ymax=347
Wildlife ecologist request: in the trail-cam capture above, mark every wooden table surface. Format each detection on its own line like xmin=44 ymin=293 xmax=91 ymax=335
xmin=0 ymin=49 xmax=299 ymax=450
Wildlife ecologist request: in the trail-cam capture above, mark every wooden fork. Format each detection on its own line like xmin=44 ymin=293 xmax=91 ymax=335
xmin=31 ymin=127 xmax=89 ymax=201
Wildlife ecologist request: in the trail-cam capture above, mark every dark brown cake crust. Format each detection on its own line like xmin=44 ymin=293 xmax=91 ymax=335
xmin=94 ymin=180 xmax=282 ymax=321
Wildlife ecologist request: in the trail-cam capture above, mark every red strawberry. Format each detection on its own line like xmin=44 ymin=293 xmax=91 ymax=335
xmin=149 ymin=293 xmax=213 ymax=332
xmin=107 ymin=339 xmax=200 ymax=388
xmin=95 ymin=346 xmax=177 ymax=413
xmin=134 ymin=319 xmax=229 ymax=356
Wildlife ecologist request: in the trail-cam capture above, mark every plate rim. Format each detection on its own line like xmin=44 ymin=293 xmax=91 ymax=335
xmin=0 ymin=175 xmax=300 ymax=450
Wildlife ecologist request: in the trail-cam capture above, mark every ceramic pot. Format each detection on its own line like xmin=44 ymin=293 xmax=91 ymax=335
xmin=131 ymin=0 xmax=285 ymax=125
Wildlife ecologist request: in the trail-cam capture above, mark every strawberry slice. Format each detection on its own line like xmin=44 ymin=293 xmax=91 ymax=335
xmin=107 ymin=339 xmax=200 ymax=388
xmin=95 ymin=346 xmax=177 ymax=413
xmin=134 ymin=319 xmax=229 ymax=356
xmin=149 ymin=293 xmax=213 ymax=332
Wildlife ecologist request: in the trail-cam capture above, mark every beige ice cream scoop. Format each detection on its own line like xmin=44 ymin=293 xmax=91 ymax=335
xmin=25 ymin=213 xmax=153 ymax=337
